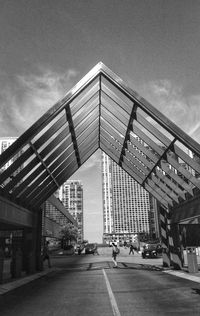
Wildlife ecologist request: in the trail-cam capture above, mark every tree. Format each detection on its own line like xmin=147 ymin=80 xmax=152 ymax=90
xmin=60 ymin=223 xmax=78 ymax=248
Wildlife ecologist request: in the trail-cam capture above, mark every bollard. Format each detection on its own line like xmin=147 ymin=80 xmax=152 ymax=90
xmin=0 ymin=247 xmax=4 ymax=283
xmin=187 ymin=247 xmax=198 ymax=273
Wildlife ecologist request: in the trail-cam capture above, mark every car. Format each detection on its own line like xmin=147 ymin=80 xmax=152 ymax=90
xmin=142 ymin=243 xmax=162 ymax=259
xmin=76 ymin=244 xmax=85 ymax=255
xmin=85 ymin=243 xmax=96 ymax=254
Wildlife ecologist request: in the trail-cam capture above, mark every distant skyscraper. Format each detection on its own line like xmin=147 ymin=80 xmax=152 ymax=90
xmin=0 ymin=137 xmax=18 ymax=171
xmin=59 ymin=180 xmax=84 ymax=243
xmin=0 ymin=137 xmax=24 ymax=187
xmin=101 ymin=151 xmax=159 ymax=244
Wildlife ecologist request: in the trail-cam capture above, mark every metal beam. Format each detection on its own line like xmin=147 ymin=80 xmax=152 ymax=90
xmin=142 ymin=139 xmax=176 ymax=185
xmin=29 ymin=141 xmax=60 ymax=188
xmin=65 ymin=105 xmax=81 ymax=168
xmin=119 ymin=103 xmax=137 ymax=167
xmin=171 ymin=194 xmax=200 ymax=223
xmin=0 ymin=195 xmax=35 ymax=227
xmin=100 ymin=64 xmax=200 ymax=158
xmin=47 ymin=194 xmax=77 ymax=226
xmin=0 ymin=62 xmax=102 ymax=169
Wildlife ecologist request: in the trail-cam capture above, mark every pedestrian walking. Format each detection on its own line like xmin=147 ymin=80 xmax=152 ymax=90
xmin=93 ymin=243 xmax=99 ymax=255
xmin=112 ymin=242 xmax=119 ymax=268
xmin=43 ymin=241 xmax=51 ymax=268
xmin=129 ymin=244 xmax=134 ymax=255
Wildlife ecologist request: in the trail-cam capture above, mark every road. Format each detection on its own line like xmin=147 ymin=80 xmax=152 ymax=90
xmin=1 ymin=247 xmax=200 ymax=315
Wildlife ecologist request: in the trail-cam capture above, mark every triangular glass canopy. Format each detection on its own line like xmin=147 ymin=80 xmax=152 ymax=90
xmin=0 ymin=62 xmax=200 ymax=211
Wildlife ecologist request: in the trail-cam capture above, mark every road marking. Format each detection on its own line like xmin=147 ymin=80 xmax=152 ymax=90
xmin=102 ymin=269 xmax=121 ymax=316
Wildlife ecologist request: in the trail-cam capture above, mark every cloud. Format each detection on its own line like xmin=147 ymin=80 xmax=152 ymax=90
xmin=0 ymin=67 xmax=78 ymax=137
xmin=150 ymin=79 xmax=172 ymax=97
xmin=140 ymin=79 xmax=200 ymax=143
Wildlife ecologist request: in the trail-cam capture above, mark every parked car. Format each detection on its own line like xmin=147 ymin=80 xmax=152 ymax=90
xmin=76 ymin=244 xmax=85 ymax=255
xmin=142 ymin=243 xmax=162 ymax=258
xmin=85 ymin=243 xmax=96 ymax=254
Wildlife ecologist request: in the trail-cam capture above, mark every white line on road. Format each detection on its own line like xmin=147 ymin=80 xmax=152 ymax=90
xmin=102 ymin=269 xmax=121 ymax=316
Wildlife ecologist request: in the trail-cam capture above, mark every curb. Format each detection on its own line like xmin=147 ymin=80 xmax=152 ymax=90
xmin=163 ymin=269 xmax=200 ymax=283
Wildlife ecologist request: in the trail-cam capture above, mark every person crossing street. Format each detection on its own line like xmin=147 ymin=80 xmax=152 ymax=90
xmin=129 ymin=244 xmax=134 ymax=255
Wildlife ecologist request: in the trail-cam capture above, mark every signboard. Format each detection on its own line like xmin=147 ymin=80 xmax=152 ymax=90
xmin=179 ymin=224 xmax=200 ymax=247
xmin=0 ymin=230 xmax=23 ymax=238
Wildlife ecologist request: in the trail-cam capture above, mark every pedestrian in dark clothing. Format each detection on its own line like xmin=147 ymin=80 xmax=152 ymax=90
xmin=129 ymin=244 xmax=134 ymax=255
xmin=93 ymin=243 xmax=99 ymax=255
xmin=43 ymin=241 xmax=51 ymax=268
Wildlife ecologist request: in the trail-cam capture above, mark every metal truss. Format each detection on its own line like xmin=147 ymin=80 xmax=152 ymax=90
xmin=0 ymin=62 xmax=200 ymax=212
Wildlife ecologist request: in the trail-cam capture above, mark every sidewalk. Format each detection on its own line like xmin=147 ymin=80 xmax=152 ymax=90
xmin=0 ymin=267 xmax=56 ymax=295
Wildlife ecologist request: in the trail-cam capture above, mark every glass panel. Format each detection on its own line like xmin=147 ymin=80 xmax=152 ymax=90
xmin=101 ymin=91 xmax=130 ymax=121
xmin=101 ymin=77 xmax=133 ymax=113
xmin=101 ymin=99 xmax=129 ymax=127
xmin=101 ymin=107 xmax=126 ymax=134
xmin=73 ymin=95 xmax=99 ymax=128
xmin=100 ymin=119 xmax=125 ymax=143
xmin=37 ymin=122 xmax=69 ymax=154
xmin=75 ymin=107 xmax=99 ymax=137
xmin=32 ymin=111 xmax=65 ymax=143
xmin=70 ymin=79 xmax=99 ymax=116
xmin=77 ymin=123 xmax=98 ymax=146
xmin=100 ymin=128 xmax=122 ymax=152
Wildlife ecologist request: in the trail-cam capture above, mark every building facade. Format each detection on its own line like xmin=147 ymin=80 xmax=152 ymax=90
xmin=102 ymin=151 xmax=160 ymax=245
xmin=43 ymin=190 xmax=73 ymax=239
xmin=58 ymin=180 xmax=84 ymax=243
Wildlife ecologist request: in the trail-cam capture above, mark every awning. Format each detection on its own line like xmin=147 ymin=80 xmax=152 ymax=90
xmin=0 ymin=62 xmax=200 ymax=211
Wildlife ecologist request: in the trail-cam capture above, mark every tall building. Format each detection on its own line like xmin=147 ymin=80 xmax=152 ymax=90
xmin=0 ymin=137 xmax=18 ymax=172
xmin=0 ymin=137 xmax=23 ymax=187
xmin=0 ymin=137 xmax=17 ymax=156
xmin=59 ymin=180 xmax=84 ymax=243
xmin=102 ymin=151 xmax=159 ymax=244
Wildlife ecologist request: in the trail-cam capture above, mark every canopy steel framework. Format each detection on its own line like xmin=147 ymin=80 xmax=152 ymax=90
xmin=0 ymin=62 xmax=200 ymax=213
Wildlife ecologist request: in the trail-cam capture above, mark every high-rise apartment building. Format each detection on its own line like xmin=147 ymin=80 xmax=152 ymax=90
xmin=0 ymin=137 xmax=17 ymax=155
xmin=102 ymin=151 xmax=159 ymax=244
xmin=59 ymin=180 xmax=84 ymax=243
xmin=0 ymin=137 xmax=24 ymax=187
xmin=0 ymin=137 xmax=18 ymax=171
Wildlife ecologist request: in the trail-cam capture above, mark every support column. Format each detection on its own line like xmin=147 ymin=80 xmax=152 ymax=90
xmin=22 ymin=208 xmax=43 ymax=274
xmin=160 ymin=205 xmax=184 ymax=270
xmin=22 ymin=228 xmax=35 ymax=274
xmin=160 ymin=206 xmax=171 ymax=267
xmin=0 ymin=246 xmax=4 ymax=283
xmin=35 ymin=208 xmax=43 ymax=271
xmin=168 ymin=223 xmax=184 ymax=270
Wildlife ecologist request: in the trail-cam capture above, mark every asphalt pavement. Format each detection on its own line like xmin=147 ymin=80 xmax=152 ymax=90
xmin=1 ymin=246 xmax=200 ymax=295
xmin=1 ymin=248 xmax=200 ymax=315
